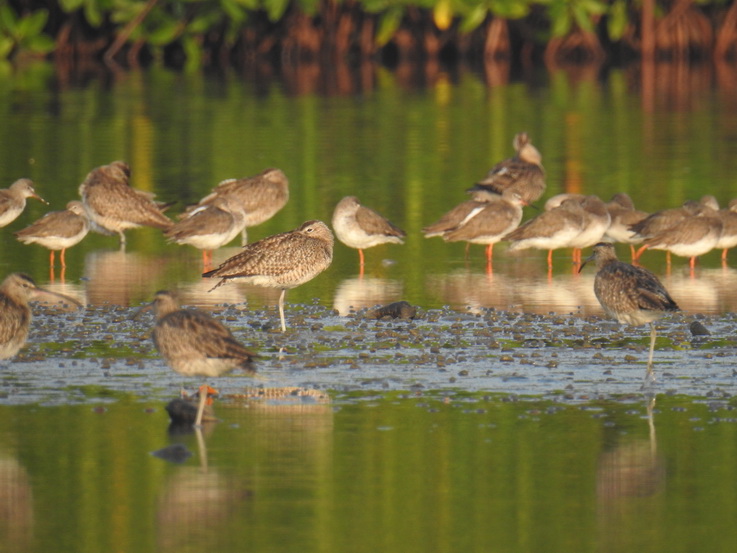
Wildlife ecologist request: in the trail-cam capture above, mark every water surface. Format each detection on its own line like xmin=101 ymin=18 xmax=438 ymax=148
xmin=1 ymin=61 xmax=737 ymax=553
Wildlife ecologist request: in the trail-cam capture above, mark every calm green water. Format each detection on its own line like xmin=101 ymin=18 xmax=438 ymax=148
xmin=1 ymin=63 xmax=737 ymax=313
xmin=1 ymin=61 xmax=737 ymax=553
xmin=1 ymin=392 xmax=737 ymax=553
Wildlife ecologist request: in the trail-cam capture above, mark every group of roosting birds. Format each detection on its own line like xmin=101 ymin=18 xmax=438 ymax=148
xmin=1 ymin=131 xmax=717 ymax=423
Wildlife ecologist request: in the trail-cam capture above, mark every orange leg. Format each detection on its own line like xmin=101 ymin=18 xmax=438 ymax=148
xmin=60 ymin=248 xmax=67 ymax=268
xmin=358 ymin=249 xmax=365 ymax=266
xmin=634 ymin=244 xmax=649 ymax=261
xmin=49 ymin=250 xmax=55 ymax=267
xmin=485 ymin=244 xmax=494 ymax=274
xmin=547 ymin=249 xmax=553 ymax=267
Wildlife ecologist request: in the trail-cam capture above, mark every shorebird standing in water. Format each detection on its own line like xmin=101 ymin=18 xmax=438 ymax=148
xmin=0 ymin=273 xmax=82 ymax=360
xmin=142 ymin=290 xmax=257 ymax=427
xmin=165 ymin=196 xmax=247 ymax=270
xmin=78 ymin=160 xmax=173 ymax=247
xmin=332 ymin=196 xmax=405 ymax=273
xmin=423 ymin=189 xmax=526 ymax=269
xmin=580 ymin=243 xmax=680 ymax=382
xmin=15 ymin=201 xmax=90 ymax=270
xmin=0 ymin=178 xmax=47 ymax=228
xmin=189 ymin=168 xmax=290 ymax=245
xmin=467 ymin=132 xmax=546 ymax=205
xmin=203 ymin=220 xmax=334 ymax=332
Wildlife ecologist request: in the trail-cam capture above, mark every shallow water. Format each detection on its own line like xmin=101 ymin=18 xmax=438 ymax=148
xmin=1 ymin=61 xmax=737 ymax=553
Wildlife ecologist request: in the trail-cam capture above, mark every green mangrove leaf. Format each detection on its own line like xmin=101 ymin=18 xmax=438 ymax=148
xmin=491 ymin=0 xmax=530 ymax=19
xmin=572 ymin=4 xmax=594 ymax=32
xmin=148 ymin=19 xmax=181 ymax=45
xmin=266 ymin=0 xmax=290 ymax=22
xmin=221 ymin=0 xmax=247 ymax=23
xmin=459 ymin=4 xmax=487 ymax=32
xmin=25 ymin=33 xmax=55 ymax=53
xmin=297 ymin=0 xmax=321 ymax=15
xmin=0 ymin=4 xmax=18 ymax=31
xmin=84 ymin=0 xmax=103 ymax=27
xmin=0 ymin=36 xmax=13 ymax=58
xmin=607 ymin=0 xmax=627 ymax=40
xmin=375 ymin=7 xmax=402 ymax=46
xmin=59 ymin=0 xmax=86 ymax=13
xmin=17 ymin=9 xmax=49 ymax=37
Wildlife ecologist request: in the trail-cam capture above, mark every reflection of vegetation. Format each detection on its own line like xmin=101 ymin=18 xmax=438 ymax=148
xmin=4 ymin=0 xmax=737 ymax=64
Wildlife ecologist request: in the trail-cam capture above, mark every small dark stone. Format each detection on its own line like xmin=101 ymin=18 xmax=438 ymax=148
xmin=367 ymin=301 xmax=417 ymax=320
xmin=689 ymin=321 xmax=711 ymax=336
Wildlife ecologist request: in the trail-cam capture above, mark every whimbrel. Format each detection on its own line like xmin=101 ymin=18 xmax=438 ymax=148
xmin=202 ymin=220 xmax=334 ymax=332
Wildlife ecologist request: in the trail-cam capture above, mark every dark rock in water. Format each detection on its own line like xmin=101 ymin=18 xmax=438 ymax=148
xmin=368 ymin=301 xmax=417 ymax=320
xmin=165 ymin=397 xmax=217 ymax=426
xmin=689 ymin=321 xmax=710 ymax=336
xmin=150 ymin=443 xmax=192 ymax=464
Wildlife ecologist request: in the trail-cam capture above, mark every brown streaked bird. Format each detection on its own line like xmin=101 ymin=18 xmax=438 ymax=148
xmin=191 ymin=168 xmax=290 ymax=245
xmin=332 ymin=196 xmax=405 ymax=269
xmin=580 ymin=243 xmax=680 ymax=381
xmin=78 ymin=160 xmax=173 ymax=247
xmin=14 ymin=201 xmax=90 ymax=268
xmin=202 ymin=220 xmax=334 ymax=332
xmin=603 ymin=193 xmax=649 ymax=259
xmin=424 ymin=189 xmax=526 ymax=265
xmin=0 ymin=273 xmax=82 ymax=360
xmin=0 ymin=178 xmax=48 ymax=228
xmin=143 ymin=290 xmax=257 ymax=427
xmin=467 ymin=132 xmax=546 ymax=204
xmin=165 ymin=196 xmax=247 ymax=268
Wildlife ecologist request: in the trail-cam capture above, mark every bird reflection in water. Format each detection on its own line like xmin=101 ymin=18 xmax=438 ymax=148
xmin=155 ymin=387 xmax=332 ymax=553
xmin=155 ymin=425 xmax=252 ymax=553
xmin=332 ymin=276 xmax=403 ymax=316
xmin=0 ymin=452 xmax=33 ymax=552
xmin=596 ymin=395 xmax=664 ymax=545
xmin=425 ymin=268 xmax=600 ymax=316
xmin=83 ymin=250 xmax=169 ymax=306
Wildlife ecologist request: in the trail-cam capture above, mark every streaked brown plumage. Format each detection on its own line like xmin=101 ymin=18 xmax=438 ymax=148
xmin=147 ymin=290 xmax=256 ymax=426
xmin=468 ymin=132 xmax=546 ymax=204
xmin=0 ymin=178 xmax=47 ymax=228
xmin=78 ymin=160 xmax=172 ymax=246
xmin=15 ymin=201 xmax=90 ymax=267
xmin=580 ymin=243 xmax=680 ymax=379
xmin=202 ymin=220 xmax=334 ymax=332
xmin=332 ymin=196 xmax=405 ymax=267
xmin=191 ymin=168 xmax=290 ymax=245
xmin=0 ymin=273 xmax=82 ymax=360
